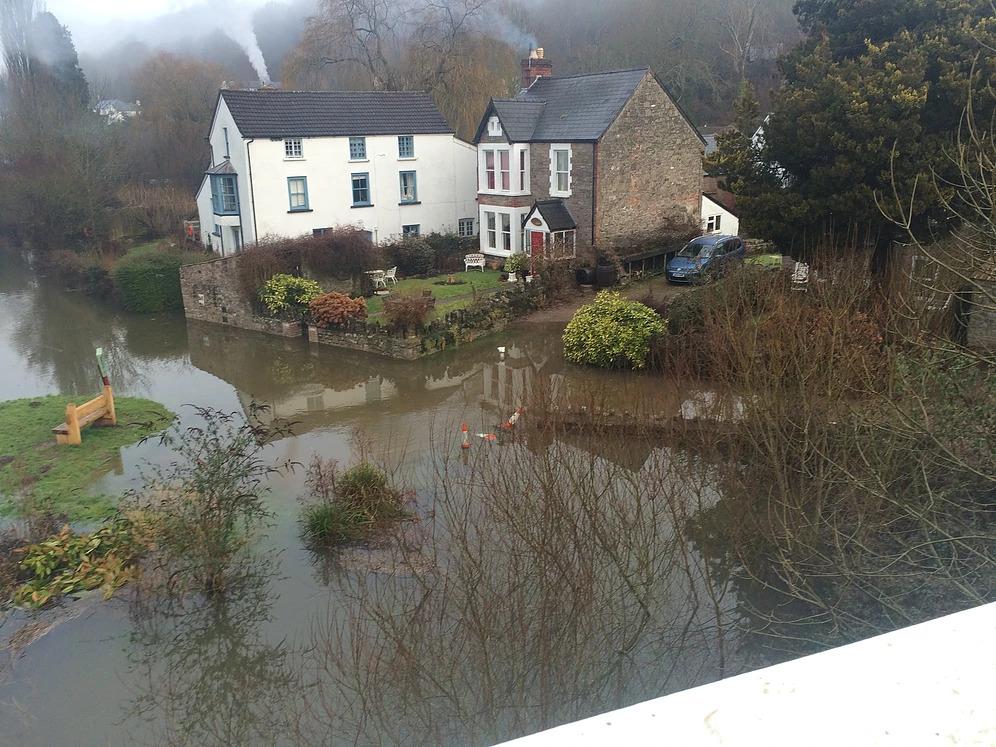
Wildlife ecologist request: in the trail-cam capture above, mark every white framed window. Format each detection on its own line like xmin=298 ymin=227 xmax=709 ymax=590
xmin=398 ymin=135 xmax=415 ymax=159
xmin=458 ymin=218 xmax=475 ymax=237
xmin=284 ymin=138 xmax=303 ymax=159
xmin=484 ymin=150 xmax=495 ymax=190
xmin=402 ymin=224 xmax=420 ymax=237
xmin=499 ymin=150 xmax=510 ymax=190
xmin=399 ymin=171 xmax=418 ymax=203
xmin=481 ymin=147 xmax=512 ymax=192
xmin=500 ymin=212 xmax=511 ymax=252
xmin=287 ymin=176 xmax=309 ymax=212
xmin=485 ymin=211 xmax=497 ymax=250
xmin=706 ymin=214 xmax=722 ymax=232
xmin=550 ymin=144 xmax=572 ymax=197
xmin=487 ymin=116 xmax=502 ymax=136
xmin=519 ymin=149 xmax=528 ymax=192
xmin=349 ymin=136 xmax=366 ymax=160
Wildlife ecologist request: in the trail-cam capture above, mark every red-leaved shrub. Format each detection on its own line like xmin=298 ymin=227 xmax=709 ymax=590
xmin=309 ymin=292 xmax=367 ymax=328
xmin=383 ymin=294 xmax=433 ymax=333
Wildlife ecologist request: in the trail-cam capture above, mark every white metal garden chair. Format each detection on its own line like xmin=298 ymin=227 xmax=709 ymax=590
xmin=383 ymin=266 xmax=399 ymax=285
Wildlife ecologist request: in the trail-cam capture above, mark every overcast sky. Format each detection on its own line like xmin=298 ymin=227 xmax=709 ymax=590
xmin=45 ymin=0 xmax=275 ymax=51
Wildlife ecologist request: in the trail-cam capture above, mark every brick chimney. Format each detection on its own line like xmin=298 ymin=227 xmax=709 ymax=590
xmin=521 ymin=48 xmax=553 ymax=90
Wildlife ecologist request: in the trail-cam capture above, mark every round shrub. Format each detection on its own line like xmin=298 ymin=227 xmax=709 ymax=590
xmin=309 ymin=291 xmax=367 ymax=328
xmin=562 ymin=291 xmax=665 ymax=369
xmin=113 ymin=252 xmax=185 ymax=312
xmin=259 ymin=273 xmax=322 ymax=319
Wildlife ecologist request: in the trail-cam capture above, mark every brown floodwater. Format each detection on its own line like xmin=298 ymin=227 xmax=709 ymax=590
xmin=0 ymin=256 xmax=761 ymax=746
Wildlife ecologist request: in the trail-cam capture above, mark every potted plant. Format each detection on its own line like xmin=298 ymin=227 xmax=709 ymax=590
xmin=504 ymin=253 xmax=528 ymax=283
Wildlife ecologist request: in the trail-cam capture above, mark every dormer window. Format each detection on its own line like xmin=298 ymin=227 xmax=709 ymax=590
xmin=284 ymin=138 xmax=303 ymax=159
xmin=487 ymin=116 xmax=502 ymax=137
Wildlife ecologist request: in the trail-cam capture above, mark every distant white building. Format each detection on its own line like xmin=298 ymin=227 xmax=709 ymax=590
xmin=195 ymin=89 xmax=479 ymax=255
xmin=96 ymin=99 xmax=139 ymax=123
xmin=701 ymin=193 xmax=739 ymax=236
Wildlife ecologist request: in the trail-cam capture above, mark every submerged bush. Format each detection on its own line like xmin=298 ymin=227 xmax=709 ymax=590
xmin=259 ymin=273 xmax=323 ymax=319
xmin=309 ymin=291 xmax=367 ymax=328
xmin=300 ymin=457 xmax=408 ymax=546
xmin=12 ymin=516 xmax=149 ymax=608
xmin=563 ymin=291 xmax=665 ymax=369
xmin=129 ymin=405 xmax=294 ymax=594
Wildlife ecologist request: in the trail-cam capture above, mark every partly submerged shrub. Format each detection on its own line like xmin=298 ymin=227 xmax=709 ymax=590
xmin=309 ymin=291 xmax=367 ymax=328
xmin=562 ymin=291 xmax=665 ymax=369
xmin=259 ymin=273 xmax=323 ymax=319
xmin=299 ymin=457 xmax=408 ymax=546
xmin=12 ymin=516 xmax=149 ymax=608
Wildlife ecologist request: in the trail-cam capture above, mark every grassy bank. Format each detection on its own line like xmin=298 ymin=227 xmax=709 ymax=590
xmin=0 ymin=395 xmax=174 ymax=520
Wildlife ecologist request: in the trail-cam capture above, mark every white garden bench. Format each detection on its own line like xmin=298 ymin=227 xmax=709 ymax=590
xmin=464 ymin=253 xmax=486 ymax=272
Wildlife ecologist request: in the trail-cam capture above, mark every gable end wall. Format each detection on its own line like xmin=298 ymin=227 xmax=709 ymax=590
xmin=596 ymin=74 xmax=703 ymax=248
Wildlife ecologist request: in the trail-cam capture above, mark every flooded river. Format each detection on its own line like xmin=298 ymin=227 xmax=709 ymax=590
xmin=0 ymin=257 xmax=760 ymax=745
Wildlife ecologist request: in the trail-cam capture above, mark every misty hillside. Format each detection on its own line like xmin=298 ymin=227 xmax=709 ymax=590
xmin=62 ymin=0 xmax=798 ymax=127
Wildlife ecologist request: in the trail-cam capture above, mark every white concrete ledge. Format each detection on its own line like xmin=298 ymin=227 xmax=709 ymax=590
xmin=496 ymin=603 xmax=996 ymax=746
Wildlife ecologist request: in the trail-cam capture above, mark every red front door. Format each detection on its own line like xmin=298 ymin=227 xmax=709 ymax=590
xmin=530 ymin=231 xmax=545 ymax=273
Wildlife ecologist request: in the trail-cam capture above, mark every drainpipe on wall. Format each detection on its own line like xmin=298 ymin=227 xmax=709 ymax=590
xmin=246 ymin=138 xmax=259 ymax=246
xmin=591 ymin=141 xmax=599 ymax=248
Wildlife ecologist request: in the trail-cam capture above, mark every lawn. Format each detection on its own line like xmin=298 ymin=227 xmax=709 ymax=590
xmin=0 ymin=395 xmax=174 ymax=521
xmin=365 ymin=270 xmax=505 ymax=317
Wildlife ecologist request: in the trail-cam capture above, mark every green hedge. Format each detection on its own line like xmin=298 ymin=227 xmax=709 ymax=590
xmin=113 ymin=252 xmax=187 ymax=313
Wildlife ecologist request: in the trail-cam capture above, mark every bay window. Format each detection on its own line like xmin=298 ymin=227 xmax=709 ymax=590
xmin=485 ymin=211 xmax=497 ymax=250
xmin=485 ymin=150 xmax=496 ymax=190
xmin=500 ymin=213 xmax=511 ymax=252
xmin=499 ymin=150 xmax=510 ymax=190
xmin=210 ymin=175 xmax=238 ymax=215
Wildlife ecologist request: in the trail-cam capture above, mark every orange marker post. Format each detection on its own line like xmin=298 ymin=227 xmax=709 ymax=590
xmin=460 ymin=423 xmax=471 ymax=449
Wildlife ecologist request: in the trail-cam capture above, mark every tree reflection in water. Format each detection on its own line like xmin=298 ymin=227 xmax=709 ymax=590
xmin=123 ymin=552 xmax=299 ymax=747
xmin=296 ymin=426 xmax=740 ymax=747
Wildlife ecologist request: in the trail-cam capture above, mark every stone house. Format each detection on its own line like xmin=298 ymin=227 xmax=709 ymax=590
xmin=195 ymin=89 xmax=478 ymax=254
xmin=472 ymin=49 xmax=705 ymax=262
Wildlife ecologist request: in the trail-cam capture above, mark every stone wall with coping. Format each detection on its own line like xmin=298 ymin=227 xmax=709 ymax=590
xmin=308 ymin=324 xmax=424 ymax=360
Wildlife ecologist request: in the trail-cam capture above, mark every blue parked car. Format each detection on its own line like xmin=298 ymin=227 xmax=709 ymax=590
xmin=666 ymin=235 xmax=746 ymax=283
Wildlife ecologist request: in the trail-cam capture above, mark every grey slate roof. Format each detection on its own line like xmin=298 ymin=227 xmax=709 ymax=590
xmin=483 ymin=68 xmax=649 ymax=142
xmin=219 ymin=89 xmax=453 ymax=139
xmin=205 ymin=160 xmax=237 ymax=175
xmin=527 ymin=200 xmax=577 ymax=231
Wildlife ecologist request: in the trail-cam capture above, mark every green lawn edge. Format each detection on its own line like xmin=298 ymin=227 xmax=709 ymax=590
xmin=365 ymin=270 xmax=504 ymax=317
xmin=0 ymin=395 xmax=175 ymax=521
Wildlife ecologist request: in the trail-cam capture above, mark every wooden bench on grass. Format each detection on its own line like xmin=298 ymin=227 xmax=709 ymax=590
xmin=52 ymin=385 xmax=117 ymax=445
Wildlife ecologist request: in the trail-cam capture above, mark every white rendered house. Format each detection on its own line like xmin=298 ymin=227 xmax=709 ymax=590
xmin=195 ymin=89 xmax=479 ymax=255
xmin=701 ymin=193 xmax=740 ymax=236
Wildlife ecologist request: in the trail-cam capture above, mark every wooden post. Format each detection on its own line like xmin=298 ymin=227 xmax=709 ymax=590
xmin=66 ymin=403 xmax=82 ymax=445
xmin=103 ymin=385 xmax=117 ymax=426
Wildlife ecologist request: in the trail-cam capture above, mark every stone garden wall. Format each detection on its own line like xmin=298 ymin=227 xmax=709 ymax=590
xmin=180 ymin=255 xmax=539 ymax=359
